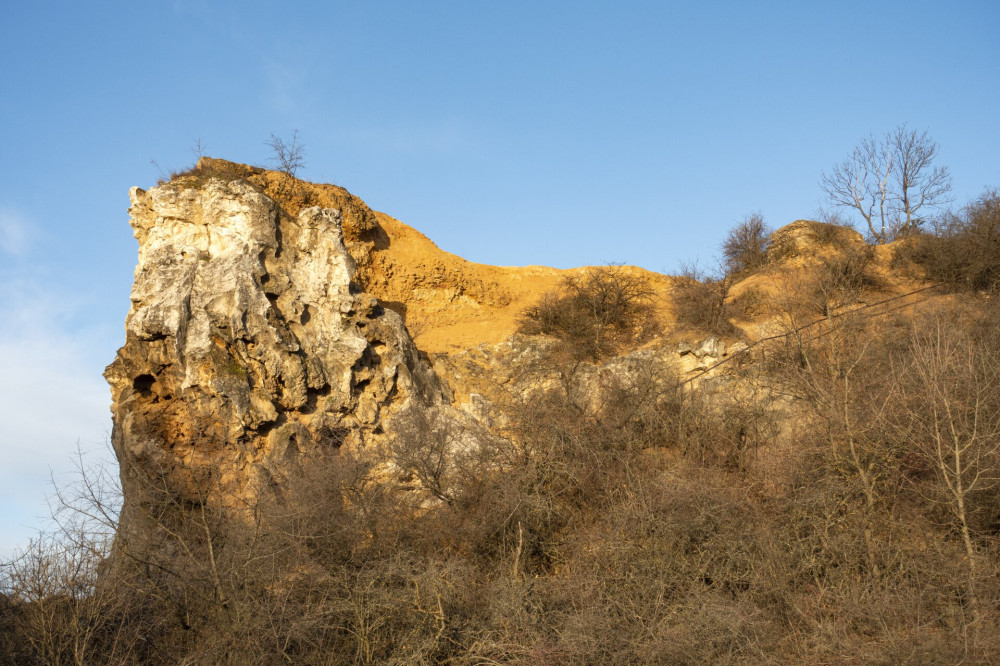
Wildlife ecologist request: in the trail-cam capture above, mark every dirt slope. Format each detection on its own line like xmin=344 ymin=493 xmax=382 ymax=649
xmin=365 ymin=211 xmax=676 ymax=353
xmin=188 ymin=158 xmax=675 ymax=354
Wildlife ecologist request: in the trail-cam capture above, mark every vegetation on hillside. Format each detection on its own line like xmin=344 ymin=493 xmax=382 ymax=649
xmin=517 ymin=264 xmax=656 ymax=361
xmin=3 ymin=162 xmax=999 ymax=664
xmin=897 ymin=188 xmax=1000 ymax=292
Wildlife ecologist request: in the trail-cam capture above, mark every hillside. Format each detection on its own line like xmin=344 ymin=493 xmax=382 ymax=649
xmin=3 ymin=162 xmax=998 ymax=665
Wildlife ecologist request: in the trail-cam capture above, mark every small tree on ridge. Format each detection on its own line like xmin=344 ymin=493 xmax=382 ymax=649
xmin=821 ymin=126 xmax=951 ymax=243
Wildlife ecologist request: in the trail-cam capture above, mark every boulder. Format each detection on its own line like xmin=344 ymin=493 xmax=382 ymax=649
xmin=692 ymin=336 xmax=726 ymax=359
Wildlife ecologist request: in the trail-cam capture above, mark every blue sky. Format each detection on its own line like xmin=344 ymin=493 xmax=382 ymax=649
xmin=1 ymin=1 xmax=997 ymax=555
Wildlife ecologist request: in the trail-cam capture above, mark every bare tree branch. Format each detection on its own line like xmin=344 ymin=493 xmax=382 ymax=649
xmin=821 ymin=126 xmax=951 ymax=243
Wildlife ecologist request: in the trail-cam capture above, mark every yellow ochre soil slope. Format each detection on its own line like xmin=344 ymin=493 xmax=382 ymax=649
xmin=183 ymin=158 xmax=676 ymax=353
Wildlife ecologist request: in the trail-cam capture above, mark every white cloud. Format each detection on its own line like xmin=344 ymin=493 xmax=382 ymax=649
xmin=0 ymin=282 xmax=116 ymax=558
xmin=0 ymin=207 xmax=31 ymax=255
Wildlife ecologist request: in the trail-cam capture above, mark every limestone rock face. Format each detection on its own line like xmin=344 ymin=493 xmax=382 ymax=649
xmin=105 ymin=177 xmax=442 ymax=518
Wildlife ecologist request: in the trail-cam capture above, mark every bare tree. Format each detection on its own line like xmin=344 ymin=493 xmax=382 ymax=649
xmin=190 ymin=136 xmax=208 ymax=160
xmin=265 ymin=130 xmax=306 ymax=199
xmin=722 ymin=212 xmax=771 ymax=275
xmin=890 ymin=317 xmax=1000 ymax=627
xmin=821 ymin=126 xmax=951 ymax=243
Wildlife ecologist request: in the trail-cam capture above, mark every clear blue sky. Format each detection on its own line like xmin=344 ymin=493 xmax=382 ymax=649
xmin=1 ymin=1 xmax=997 ymax=555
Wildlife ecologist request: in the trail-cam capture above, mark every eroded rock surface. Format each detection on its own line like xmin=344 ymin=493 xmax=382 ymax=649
xmin=105 ymin=177 xmax=443 ymax=520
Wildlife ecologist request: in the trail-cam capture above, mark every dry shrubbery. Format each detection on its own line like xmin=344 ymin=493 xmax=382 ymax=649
xmin=722 ymin=212 xmax=771 ymax=276
xmin=518 ymin=264 xmax=657 ymax=361
xmin=728 ymin=285 xmax=770 ymax=321
xmin=160 ymin=159 xmax=253 ymax=188
xmin=7 ymin=300 xmax=1000 ymax=663
xmin=671 ymin=265 xmax=742 ymax=337
xmin=7 ymin=194 xmax=1000 ymax=663
xmin=896 ymin=189 xmax=1000 ymax=292
xmin=800 ymin=244 xmax=888 ymax=316
xmin=676 ymin=215 xmax=892 ymax=338
xmin=672 ymin=214 xmax=773 ymax=337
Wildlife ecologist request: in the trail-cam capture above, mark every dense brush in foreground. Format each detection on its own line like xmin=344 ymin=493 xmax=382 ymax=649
xmin=3 ymin=166 xmax=999 ymax=664
xmin=3 ymin=297 xmax=1000 ymax=664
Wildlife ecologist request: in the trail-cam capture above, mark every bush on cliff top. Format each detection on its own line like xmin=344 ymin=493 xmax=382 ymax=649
xmin=518 ymin=264 xmax=657 ymax=361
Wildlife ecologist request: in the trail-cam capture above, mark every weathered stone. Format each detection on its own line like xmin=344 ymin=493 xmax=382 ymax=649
xmin=692 ymin=336 xmax=726 ymax=359
xmin=106 ymin=177 xmax=444 ymax=527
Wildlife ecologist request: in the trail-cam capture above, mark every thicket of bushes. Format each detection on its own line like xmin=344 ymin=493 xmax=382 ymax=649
xmin=897 ymin=189 xmax=1000 ymax=292
xmin=4 ymin=295 xmax=1000 ymax=664
xmin=518 ymin=264 xmax=656 ymax=361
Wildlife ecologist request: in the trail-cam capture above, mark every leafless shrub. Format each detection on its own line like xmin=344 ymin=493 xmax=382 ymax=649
xmin=591 ymin=364 xmax=685 ymax=453
xmin=812 ymin=244 xmax=887 ymax=314
xmin=266 ymin=130 xmax=306 ymax=180
xmin=266 ymin=130 xmax=306 ymax=200
xmin=552 ymin=466 xmax=774 ymax=662
xmin=816 ymin=206 xmax=857 ymax=230
xmin=897 ymin=189 xmax=1000 ymax=292
xmin=0 ymin=450 xmax=154 ymax=665
xmin=389 ymin=406 xmax=498 ymax=507
xmin=518 ymin=264 xmax=656 ymax=361
xmin=671 ymin=263 xmax=741 ymax=337
xmin=723 ymin=212 xmax=771 ymax=276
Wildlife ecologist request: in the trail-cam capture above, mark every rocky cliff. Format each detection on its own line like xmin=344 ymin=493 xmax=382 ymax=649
xmin=105 ymin=173 xmax=446 ymax=527
xmin=23 ymin=157 xmax=982 ymax=666
xmin=105 ymin=159 xmax=922 ymax=532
